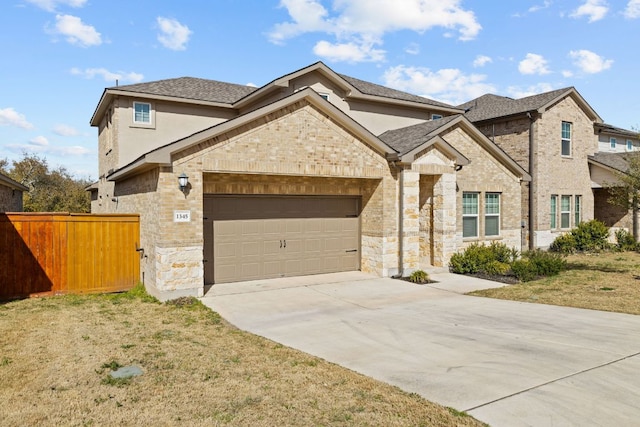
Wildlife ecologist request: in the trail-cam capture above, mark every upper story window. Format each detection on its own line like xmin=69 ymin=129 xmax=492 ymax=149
xmin=561 ymin=121 xmax=572 ymax=156
xmin=628 ymin=140 xmax=634 ymax=151
xmin=133 ymin=102 xmax=151 ymax=124
xmin=610 ymin=137 xmax=617 ymax=149
xmin=432 ymin=114 xmax=443 ymax=120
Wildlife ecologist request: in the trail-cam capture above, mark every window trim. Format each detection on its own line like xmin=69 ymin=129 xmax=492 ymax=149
xmin=561 ymin=195 xmax=571 ymax=229
xmin=484 ymin=192 xmax=500 ymax=237
xmin=462 ymin=192 xmax=479 ymax=238
xmin=561 ymin=121 xmax=572 ymax=157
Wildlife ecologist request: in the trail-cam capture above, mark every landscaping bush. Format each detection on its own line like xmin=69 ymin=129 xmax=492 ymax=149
xmin=510 ymin=259 xmax=537 ymax=282
xmin=549 ymin=220 xmax=610 ymax=253
xmin=448 ymin=242 xmax=518 ymax=275
xmin=523 ymin=249 xmax=566 ymax=277
xmin=615 ymin=229 xmax=638 ymax=251
xmin=408 ymin=270 xmax=430 ymax=284
xmin=484 ymin=260 xmax=511 ymax=276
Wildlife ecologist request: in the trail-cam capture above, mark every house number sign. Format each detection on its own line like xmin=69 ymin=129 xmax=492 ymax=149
xmin=173 ymin=210 xmax=191 ymax=222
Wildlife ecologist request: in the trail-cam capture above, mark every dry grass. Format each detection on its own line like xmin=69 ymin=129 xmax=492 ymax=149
xmin=0 ymin=286 xmax=485 ymax=427
xmin=470 ymin=251 xmax=640 ymax=315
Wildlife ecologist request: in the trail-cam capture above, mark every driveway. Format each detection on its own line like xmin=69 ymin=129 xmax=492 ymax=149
xmin=201 ymin=271 xmax=640 ymax=427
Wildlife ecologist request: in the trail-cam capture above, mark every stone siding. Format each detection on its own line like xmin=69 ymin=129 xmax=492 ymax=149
xmin=0 ymin=185 xmax=23 ymax=212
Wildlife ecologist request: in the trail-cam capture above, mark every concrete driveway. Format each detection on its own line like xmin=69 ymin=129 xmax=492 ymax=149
xmin=201 ymin=271 xmax=640 ymax=427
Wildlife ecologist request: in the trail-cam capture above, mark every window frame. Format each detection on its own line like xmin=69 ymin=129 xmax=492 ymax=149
xmin=575 ymin=195 xmax=581 ymax=226
xmin=561 ymin=121 xmax=572 ymax=156
xmin=561 ymin=195 xmax=571 ymax=229
xmin=462 ymin=192 xmax=479 ymax=238
xmin=484 ymin=193 xmax=501 ymax=237
xmin=133 ymin=101 xmax=152 ymax=125
xmin=610 ymin=137 xmax=617 ymax=149
xmin=550 ymin=195 xmax=558 ymax=229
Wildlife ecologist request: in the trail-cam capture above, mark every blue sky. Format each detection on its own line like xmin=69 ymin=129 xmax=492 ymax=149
xmin=1 ymin=0 xmax=639 ymax=178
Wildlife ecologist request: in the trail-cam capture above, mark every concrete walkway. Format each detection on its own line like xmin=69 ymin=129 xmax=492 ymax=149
xmin=201 ymin=272 xmax=640 ymax=427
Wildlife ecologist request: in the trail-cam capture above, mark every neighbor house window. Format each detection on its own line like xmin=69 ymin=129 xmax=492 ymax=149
xmin=550 ymin=195 xmax=558 ymax=229
xmin=485 ymin=193 xmax=500 ymax=236
xmin=561 ymin=195 xmax=571 ymax=228
xmin=575 ymin=195 xmax=582 ymax=226
xmin=628 ymin=140 xmax=634 ymax=151
xmin=462 ymin=192 xmax=479 ymax=238
xmin=561 ymin=121 xmax=572 ymax=156
xmin=133 ymin=102 xmax=151 ymax=124
xmin=610 ymin=137 xmax=617 ymax=149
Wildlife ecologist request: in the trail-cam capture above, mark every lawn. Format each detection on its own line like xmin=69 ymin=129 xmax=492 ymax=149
xmin=469 ymin=251 xmax=640 ymax=315
xmin=0 ymin=286 xmax=485 ymax=427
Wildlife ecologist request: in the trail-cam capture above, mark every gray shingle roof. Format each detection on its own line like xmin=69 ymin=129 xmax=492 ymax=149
xmin=378 ymin=115 xmax=460 ymax=154
xmin=110 ymin=77 xmax=258 ymax=104
xmin=595 ymin=123 xmax=639 ymax=138
xmin=459 ymin=87 xmax=573 ymax=123
xmin=588 ymin=152 xmax=637 ymax=173
xmin=339 ymin=74 xmax=457 ymax=109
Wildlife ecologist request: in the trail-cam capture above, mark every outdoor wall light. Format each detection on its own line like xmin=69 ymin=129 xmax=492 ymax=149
xmin=178 ymin=173 xmax=189 ymax=191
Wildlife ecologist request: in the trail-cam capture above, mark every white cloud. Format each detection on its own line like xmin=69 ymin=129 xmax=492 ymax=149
xmin=313 ymin=40 xmax=385 ymax=62
xmin=528 ymin=1 xmax=552 ymax=13
xmin=269 ymin=0 xmax=481 ymax=63
xmin=382 ymin=65 xmax=496 ymax=105
xmin=518 ymin=53 xmax=551 ymax=75
xmin=405 ymin=42 xmax=420 ymax=55
xmin=53 ymin=124 xmax=79 ymax=136
xmin=561 ymin=70 xmax=574 ymax=77
xmin=0 ymin=108 xmax=34 ymax=130
xmin=625 ymin=0 xmax=640 ymax=18
xmin=570 ymin=0 xmax=609 ymax=22
xmin=52 ymin=145 xmax=90 ymax=155
xmin=25 ymin=0 xmax=86 ymax=12
xmin=29 ymin=136 xmax=49 ymax=147
xmin=70 ymin=67 xmax=144 ymax=83
xmin=506 ymin=83 xmax=556 ymax=99
xmin=569 ymin=49 xmax=613 ymax=73
xmin=156 ymin=17 xmax=192 ymax=51
xmin=53 ymin=14 xmax=101 ymax=47
xmin=473 ymin=55 xmax=492 ymax=68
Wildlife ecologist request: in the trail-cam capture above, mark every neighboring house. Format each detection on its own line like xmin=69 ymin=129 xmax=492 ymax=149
xmin=90 ymin=62 xmax=529 ymax=300
xmin=0 ymin=172 xmax=28 ymax=212
xmin=595 ymin=123 xmax=640 ymax=153
xmin=459 ymin=88 xmax=602 ymax=249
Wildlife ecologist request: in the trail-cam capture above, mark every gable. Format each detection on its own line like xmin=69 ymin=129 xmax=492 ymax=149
xmin=174 ymin=99 xmax=390 ymax=179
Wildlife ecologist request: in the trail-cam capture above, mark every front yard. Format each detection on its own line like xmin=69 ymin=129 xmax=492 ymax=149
xmin=469 ymin=251 xmax=640 ymax=315
xmin=0 ymin=287 xmax=484 ymax=427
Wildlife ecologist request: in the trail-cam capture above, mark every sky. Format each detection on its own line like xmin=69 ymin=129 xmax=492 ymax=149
xmin=1 ymin=0 xmax=639 ymax=179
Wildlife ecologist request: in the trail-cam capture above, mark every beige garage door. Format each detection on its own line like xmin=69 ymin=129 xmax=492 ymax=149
xmin=204 ymin=196 xmax=360 ymax=284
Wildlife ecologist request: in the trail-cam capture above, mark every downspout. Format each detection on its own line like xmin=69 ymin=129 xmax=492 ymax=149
xmin=392 ymin=163 xmax=404 ymax=278
xmin=528 ymin=112 xmax=536 ymax=250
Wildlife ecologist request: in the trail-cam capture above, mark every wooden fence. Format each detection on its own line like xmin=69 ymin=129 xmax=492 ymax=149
xmin=0 ymin=213 xmax=140 ymax=300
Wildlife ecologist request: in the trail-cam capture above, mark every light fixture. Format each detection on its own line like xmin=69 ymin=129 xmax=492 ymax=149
xmin=178 ymin=173 xmax=189 ymax=191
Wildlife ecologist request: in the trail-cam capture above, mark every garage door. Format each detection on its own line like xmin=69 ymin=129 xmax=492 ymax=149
xmin=204 ymin=196 xmax=360 ymax=284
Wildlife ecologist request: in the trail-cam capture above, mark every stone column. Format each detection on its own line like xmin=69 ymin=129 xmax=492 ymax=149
xmin=432 ymin=172 xmax=459 ymax=267
xmin=400 ymin=169 xmax=420 ymax=273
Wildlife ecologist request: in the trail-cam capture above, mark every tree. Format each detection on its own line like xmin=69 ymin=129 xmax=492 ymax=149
xmin=1 ymin=152 xmax=91 ymax=213
xmin=606 ymin=152 xmax=640 ymax=241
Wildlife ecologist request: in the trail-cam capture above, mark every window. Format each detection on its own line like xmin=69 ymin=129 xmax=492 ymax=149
xmin=610 ymin=137 xmax=617 ymax=149
xmin=561 ymin=195 xmax=571 ymax=228
xmin=318 ymin=92 xmax=330 ymax=100
xmin=485 ymin=193 xmax=500 ymax=236
xmin=628 ymin=140 xmax=634 ymax=151
xmin=575 ymin=195 xmax=581 ymax=226
xmin=462 ymin=192 xmax=479 ymax=238
xmin=432 ymin=114 xmax=443 ymax=120
xmin=561 ymin=121 xmax=572 ymax=156
xmin=550 ymin=195 xmax=558 ymax=229
xmin=133 ymin=102 xmax=151 ymax=124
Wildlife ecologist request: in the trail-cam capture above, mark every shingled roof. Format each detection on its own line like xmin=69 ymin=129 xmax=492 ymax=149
xmin=108 ymin=77 xmax=258 ymax=104
xmin=378 ymin=115 xmax=460 ymax=154
xmin=595 ymin=123 xmax=639 ymax=138
xmin=458 ymin=87 xmax=575 ymax=123
xmin=588 ymin=152 xmax=635 ymax=173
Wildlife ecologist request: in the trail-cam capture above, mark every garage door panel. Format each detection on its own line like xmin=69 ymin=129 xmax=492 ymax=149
xmin=207 ymin=195 xmax=360 ymax=284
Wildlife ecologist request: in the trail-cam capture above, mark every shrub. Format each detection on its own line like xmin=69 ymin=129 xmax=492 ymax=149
xmin=523 ymin=249 xmax=566 ymax=277
xmin=550 ymin=220 xmax=610 ymax=253
xmin=448 ymin=242 xmax=518 ymax=275
xmin=484 ymin=260 xmax=510 ymax=276
xmin=615 ymin=229 xmax=638 ymax=251
xmin=511 ymin=259 xmax=537 ymax=282
xmin=408 ymin=270 xmax=429 ymax=284
xmin=549 ymin=233 xmax=577 ymax=254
